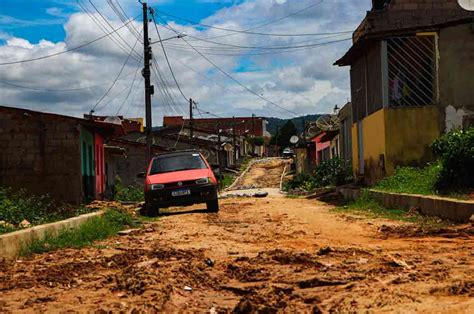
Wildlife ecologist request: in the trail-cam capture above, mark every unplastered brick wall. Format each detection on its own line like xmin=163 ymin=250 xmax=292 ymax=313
xmin=0 ymin=107 xmax=83 ymax=204
xmin=354 ymin=0 xmax=474 ymax=42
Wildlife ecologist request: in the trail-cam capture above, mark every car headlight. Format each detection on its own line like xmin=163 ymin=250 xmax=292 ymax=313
xmin=196 ymin=177 xmax=209 ymax=185
xmin=151 ymin=184 xmax=165 ymax=190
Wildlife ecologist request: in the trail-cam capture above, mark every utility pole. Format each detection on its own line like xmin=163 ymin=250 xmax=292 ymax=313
xmin=142 ymin=1 xmax=154 ymax=161
xmin=302 ymin=117 xmax=306 ymax=143
xmin=232 ymin=116 xmax=237 ymax=163
xmin=275 ymin=125 xmax=279 ymax=156
xmin=189 ymin=98 xmax=194 ymax=142
xmin=251 ymin=113 xmax=256 ymax=137
xmin=217 ymin=127 xmax=223 ymax=179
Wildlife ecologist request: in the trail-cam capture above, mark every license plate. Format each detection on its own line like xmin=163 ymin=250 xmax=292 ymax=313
xmin=172 ymin=189 xmax=191 ymax=197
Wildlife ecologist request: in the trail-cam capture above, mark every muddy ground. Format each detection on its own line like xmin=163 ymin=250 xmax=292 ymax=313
xmin=0 ymin=160 xmax=473 ymax=313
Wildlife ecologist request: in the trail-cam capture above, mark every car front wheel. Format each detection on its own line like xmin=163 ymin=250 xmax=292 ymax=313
xmin=206 ymin=199 xmax=219 ymax=213
xmin=140 ymin=202 xmax=159 ymax=217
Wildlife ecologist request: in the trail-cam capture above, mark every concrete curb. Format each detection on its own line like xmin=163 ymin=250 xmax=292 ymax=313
xmin=337 ymin=187 xmax=474 ymax=222
xmin=0 ymin=211 xmax=103 ymax=260
xmin=279 ymin=164 xmax=289 ymax=195
xmin=224 ymin=158 xmax=259 ymax=191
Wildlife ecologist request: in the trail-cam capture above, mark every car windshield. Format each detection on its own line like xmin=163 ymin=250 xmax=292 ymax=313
xmin=149 ymin=153 xmax=207 ymax=175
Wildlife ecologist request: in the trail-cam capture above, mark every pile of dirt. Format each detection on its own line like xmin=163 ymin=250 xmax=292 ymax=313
xmin=378 ymin=224 xmax=474 ymax=238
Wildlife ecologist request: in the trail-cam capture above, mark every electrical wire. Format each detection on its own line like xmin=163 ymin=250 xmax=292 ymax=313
xmin=0 ymin=80 xmax=105 ymax=92
xmin=76 ymin=0 xmax=138 ymax=61
xmin=0 ymin=68 xmax=141 ymax=93
xmin=116 ymin=54 xmax=143 ymax=115
xmin=156 ymin=2 xmax=348 ymax=38
xmin=0 ymin=15 xmax=139 ymax=66
xmin=92 ymin=31 xmax=142 ymax=112
xmin=150 ymin=8 xmax=188 ymax=102
xmin=87 ymin=0 xmax=142 ymax=60
xmin=162 ymin=22 xmax=299 ymax=118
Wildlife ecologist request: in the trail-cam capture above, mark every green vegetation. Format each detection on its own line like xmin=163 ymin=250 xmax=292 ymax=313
xmin=269 ymin=120 xmax=298 ymax=151
xmin=333 ymin=191 xmax=418 ymax=222
xmin=219 ymin=173 xmax=236 ymax=189
xmin=432 ymin=128 xmax=474 ymax=192
xmin=373 ymin=164 xmax=440 ymax=195
xmin=333 ymin=191 xmax=449 ymax=227
xmin=20 ymin=209 xmax=137 ymax=256
xmin=247 ymin=136 xmax=265 ymax=147
xmin=0 ymin=188 xmax=92 ymax=234
xmin=284 ymin=158 xmax=352 ymax=192
xmin=115 ymin=177 xmax=144 ymax=202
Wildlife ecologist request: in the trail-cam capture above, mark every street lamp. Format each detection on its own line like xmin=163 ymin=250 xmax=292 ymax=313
xmin=150 ymin=33 xmax=187 ymax=45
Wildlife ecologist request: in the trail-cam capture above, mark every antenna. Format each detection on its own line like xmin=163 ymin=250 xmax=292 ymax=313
xmin=458 ymin=0 xmax=474 ymax=11
xmin=316 ymin=114 xmax=341 ymax=131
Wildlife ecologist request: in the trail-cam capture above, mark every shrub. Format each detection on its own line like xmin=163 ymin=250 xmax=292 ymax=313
xmin=115 ymin=177 xmax=144 ymax=202
xmin=0 ymin=188 xmax=84 ymax=228
xmin=313 ymin=158 xmax=353 ymax=187
xmin=284 ymin=173 xmax=317 ymax=191
xmin=431 ymin=128 xmax=474 ymax=191
xmin=374 ymin=164 xmax=441 ymax=195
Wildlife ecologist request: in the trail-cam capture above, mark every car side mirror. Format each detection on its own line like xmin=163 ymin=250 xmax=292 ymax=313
xmin=136 ymin=172 xmax=146 ymax=178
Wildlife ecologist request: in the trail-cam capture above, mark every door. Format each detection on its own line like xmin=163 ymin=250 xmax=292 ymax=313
xmin=80 ymin=128 xmax=95 ymax=202
xmin=357 ymin=121 xmax=364 ymax=175
xmin=94 ymin=134 xmax=105 ymax=200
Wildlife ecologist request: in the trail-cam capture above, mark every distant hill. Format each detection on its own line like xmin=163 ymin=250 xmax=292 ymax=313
xmin=265 ymin=114 xmax=323 ymax=136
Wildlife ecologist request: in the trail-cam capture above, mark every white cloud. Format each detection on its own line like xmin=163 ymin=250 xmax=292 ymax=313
xmin=0 ymin=0 xmax=371 ymax=125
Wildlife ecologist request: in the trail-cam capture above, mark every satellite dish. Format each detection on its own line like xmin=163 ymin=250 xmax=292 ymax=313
xmin=290 ymin=136 xmax=299 ymax=144
xmin=316 ymin=114 xmax=341 ymax=131
xmin=104 ymin=116 xmax=122 ymax=125
xmin=458 ymin=0 xmax=474 ymax=11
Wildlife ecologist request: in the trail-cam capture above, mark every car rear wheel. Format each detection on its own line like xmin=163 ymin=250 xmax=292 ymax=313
xmin=206 ymin=199 xmax=219 ymax=213
xmin=140 ymin=202 xmax=159 ymax=217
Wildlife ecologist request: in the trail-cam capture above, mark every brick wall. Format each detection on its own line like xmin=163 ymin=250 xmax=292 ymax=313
xmin=0 ymin=107 xmax=83 ymax=204
xmin=107 ymin=139 xmax=167 ymax=187
xmin=354 ymin=0 xmax=474 ymax=42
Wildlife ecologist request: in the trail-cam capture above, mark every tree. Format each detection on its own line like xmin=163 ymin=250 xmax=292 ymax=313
xmin=274 ymin=120 xmax=297 ymax=150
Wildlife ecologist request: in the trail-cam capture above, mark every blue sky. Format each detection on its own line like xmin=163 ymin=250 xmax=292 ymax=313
xmin=0 ymin=0 xmax=371 ymax=123
xmin=0 ymin=0 xmax=244 ymax=43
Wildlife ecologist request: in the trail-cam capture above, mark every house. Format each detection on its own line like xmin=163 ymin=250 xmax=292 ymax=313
xmin=0 ymin=106 xmax=124 ymax=204
xmin=163 ymin=115 xmax=271 ymax=157
xmin=338 ymin=102 xmax=353 ymax=162
xmin=335 ymin=0 xmax=474 ymax=183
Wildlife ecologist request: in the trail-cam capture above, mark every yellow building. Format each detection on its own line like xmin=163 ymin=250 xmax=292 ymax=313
xmin=335 ymin=0 xmax=474 ymax=184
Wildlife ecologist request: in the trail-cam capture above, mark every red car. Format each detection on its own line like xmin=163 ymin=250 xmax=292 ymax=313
xmin=141 ymin=150 xmax=219 ymax=216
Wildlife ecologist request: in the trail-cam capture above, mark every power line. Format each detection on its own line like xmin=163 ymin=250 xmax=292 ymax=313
xmin=92 ymin=31 xmax=142 ymax=112
xmin=163 ymin=23 xmax=299 ymax=118
xmin=87 ymin=0 xmax=142 ymax=60
xmin=0 ymin=15 xmax=139 ymax=66
xmin=76 ymin=0 xmax=139 ymax=61
xmin=163 ymin=37 xmax=352 ymax=57
xmin=157 ymin=2 xmax=349 ymax=38
xmin=0 ymin=80 xmax=104 ymax=92
xmin=116 ymin=54 xmax=143 ymax=115
xmin=150 ymin=8 xmax=188 ymax=102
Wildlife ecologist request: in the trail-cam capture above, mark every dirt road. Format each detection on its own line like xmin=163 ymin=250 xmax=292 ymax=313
xmin=1 ymin=161 xmax=473 ymax=312
xmin=231 ymin=158 xmax=289 ymax=190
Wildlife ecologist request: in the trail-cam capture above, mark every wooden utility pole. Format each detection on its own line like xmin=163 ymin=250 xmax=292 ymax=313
xmin=189 ymin=98 xmax=194 ymax=142
xmin=142 ymin=2 xmax=154 ymax=160
xmin=232 ymin=116 xmax=237 ymax=163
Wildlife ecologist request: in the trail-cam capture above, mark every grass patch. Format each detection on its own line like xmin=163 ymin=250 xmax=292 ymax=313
xmin=333 ymin=191 xmax=451 ymax=227
xmin=219 ymin=173 xmax=236 ymax=190
xmin=372 ymin=164 xmax=440 ymax=196
xmin=20 ymin=209 xmax=137 ymax=256
xmin=0 ymin=187 xmax=94 ymax=235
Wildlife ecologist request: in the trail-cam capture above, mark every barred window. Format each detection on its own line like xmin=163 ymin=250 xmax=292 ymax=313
xmin=387 ymin=35 xmax=437 ymax=107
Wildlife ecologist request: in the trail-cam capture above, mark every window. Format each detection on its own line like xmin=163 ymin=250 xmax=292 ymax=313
xmin=386 ymin=34 xmax=437 ymax=107
xmin=150 ymin=153 xmax=207 ymax=175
